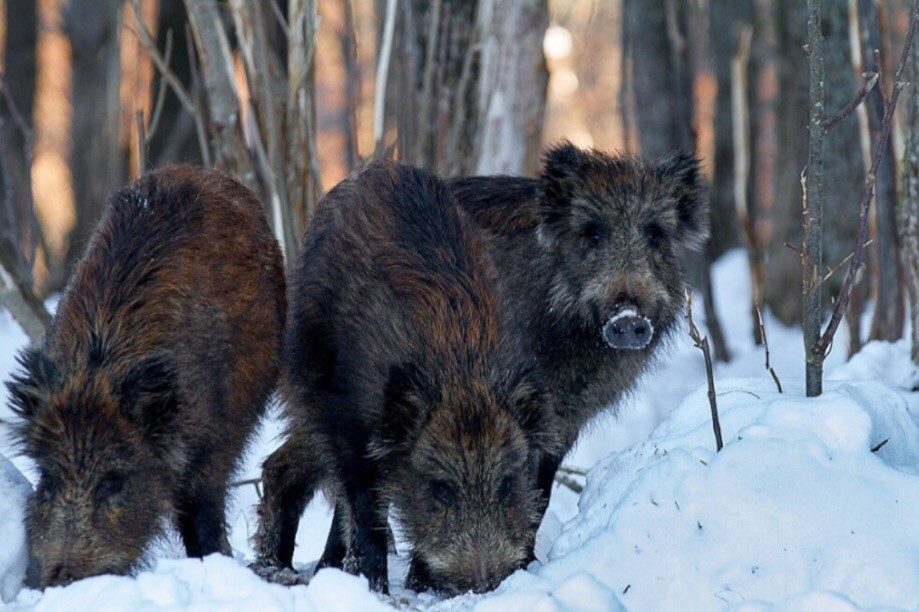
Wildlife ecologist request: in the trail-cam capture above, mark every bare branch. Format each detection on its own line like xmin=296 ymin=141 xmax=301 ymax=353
xmin=135 ymin=110 xmax=146 ymax=176
xmin=131 ymin=1 xmax=196 ymax=114
xmin=556 ymin=465 xmax=588 ymax=477
xmin=0 ymin=255 xmax=50 ymax=345
xmin=554 ymin=473 xmax=584 ymax=494
xmin=144 ymin=29 xmax=173 ymax=145
xmin=686 ymin=292 xmax=724 ymax=452
xmin=373 ymin=0 xmax=398 ymax=158
xmin=755 ymin=302 xmax=782 ymax=393
xmin=822 ymin=71 xmax=878 ymax=130
xmin=815 ymin=4 xmax=918 ymax=360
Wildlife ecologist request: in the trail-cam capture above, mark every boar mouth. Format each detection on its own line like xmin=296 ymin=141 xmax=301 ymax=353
xmin=602 ymin=307 xmax=654 ymax=349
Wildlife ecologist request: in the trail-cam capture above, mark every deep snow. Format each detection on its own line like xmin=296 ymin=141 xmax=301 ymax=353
xmin=1 ymin=249 xmax=918 ymax=611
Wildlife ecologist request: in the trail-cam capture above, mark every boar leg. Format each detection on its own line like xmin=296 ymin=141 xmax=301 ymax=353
xmin=316 ymin=505 xmax=348 ymax=570
xmin=404 ymin=556 xmax=436 ymax=592
xmin=340 ymin=460 xmax=389 ymax=594
xmin=536 ymin=453 xmax=563 ymax=513
xmin=253 ymin=434 xmax=322 ymax=569
xmin=177 ymin=485 xmax=230 ymax=557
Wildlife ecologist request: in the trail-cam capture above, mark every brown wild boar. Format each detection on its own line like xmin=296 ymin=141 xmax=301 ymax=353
xmin=449 ymin=142 xmax=709 ymax=515
xmin=5 ymin=165 xmax=286 ymax=587
xmin=252 ymin=162 xmax=559 ymax=595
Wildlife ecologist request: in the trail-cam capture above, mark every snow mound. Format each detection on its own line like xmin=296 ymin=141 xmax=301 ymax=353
xmin=12 ymin=556 xmax=391 ymax=611
xmin=511 ymin=376 xmax=919 ymax=611
xmin=0 ymin=453 xmax=32 ymax=603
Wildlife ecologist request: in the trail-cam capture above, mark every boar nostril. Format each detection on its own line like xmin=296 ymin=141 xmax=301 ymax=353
xmin=602 ymin=314 xmax=654 ymax=350
xmin=47 ymin=564 xmax=77 ymax=587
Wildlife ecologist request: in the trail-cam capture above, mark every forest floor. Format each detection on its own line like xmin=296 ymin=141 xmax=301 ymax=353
xmin=1 ymin=249 xmax=918 ymax=611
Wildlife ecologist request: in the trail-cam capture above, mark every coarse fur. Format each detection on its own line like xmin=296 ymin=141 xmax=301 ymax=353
xmin=252 ymin=162 xmax=559 ymax=595
xmin=449 ymin=142 xmax=709 ymax=503
xmin=4 ymin=165 xmax=286 ymax=587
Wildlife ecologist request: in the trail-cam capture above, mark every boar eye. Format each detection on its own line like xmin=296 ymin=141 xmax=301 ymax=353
xmin=646 ymin=223 xmax=667 ymax=248
xmin=431 ymin=480 xmax=455 ymax=507
xmin=580 ymin=222 xmax=608 ymax=247
xmin=498 ymin=476 xmax=515 ymax=500
xmin=38 ymin=471 xmax=57 ymax=502
xmin=96 ymin=473 xmax=125 ymax=499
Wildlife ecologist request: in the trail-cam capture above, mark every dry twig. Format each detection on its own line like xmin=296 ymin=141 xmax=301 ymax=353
xmin=754 ymin=302 xmax=782 ymax=393
xmin=686 ymin=293 xmax=724 ymax=452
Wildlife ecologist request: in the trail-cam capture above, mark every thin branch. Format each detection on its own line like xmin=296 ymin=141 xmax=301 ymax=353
xmin=554 ymin=473 xmax=584 ymax=494
xmin=822 ymin=71 xmax=878 ymax=130
xmin=556 ymin=465 xmax=588 ymax=477
xmin=755 ymin=302 xmax=782 ymax=393
xmin=818 ymin=239 xmax=874 ymax=286
xmin=815 ymin=4 xmax=918 ymax=359
xmin=131 ymin=0 xmax=196 ymax=114
xmin=686 ymin=292 xmax=724 ymax=452
xmin=144 ymin=29 xmax=173 ymax=145
xmin=373 ymin=0 xmax=398 ymax=158
xmin=414 ymin=0 xmax=443 ymax=166
xmin=135 ymin=110 xmax=147 ymax=176
xmin=183 ymin=24 xmax=213 ymax=168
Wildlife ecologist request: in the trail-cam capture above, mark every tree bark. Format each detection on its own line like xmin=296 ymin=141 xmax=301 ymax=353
xmin=709 ymin=0 xmax=752 ymax=258
xmin=765 ymin=0 xmax=810 ymax=326
xmin=0 ymin=0 xmax=38 ymax=286
xmin=901 ymin=11 xmax=919 ymax=365
xmin=148 ymin=0 xmax=202 ymax=166
xmin=823 ymin=0 xmax=864 ymax=304
xmin=858 ymin=0 xmax=905 ymax=342
xmin=474 ymin=0 xmax=549 ymax=175
xmin=804 ymin=0 xmax=826 ymax=397
xmin=64 ymin=0 xmax=124 ymax=276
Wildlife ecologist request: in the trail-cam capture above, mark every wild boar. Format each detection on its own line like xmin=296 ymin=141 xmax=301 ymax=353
xmin=5 ymin=165 xmax=285 ymax=587
xmin=252 ymin=162 xmax=559 ymax=595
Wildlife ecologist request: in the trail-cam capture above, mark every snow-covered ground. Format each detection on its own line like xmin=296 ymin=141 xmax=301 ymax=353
xmin=1 ymin=249 xmax=918 ymax=611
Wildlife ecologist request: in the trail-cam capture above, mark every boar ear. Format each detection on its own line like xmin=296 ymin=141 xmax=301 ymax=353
xmin=381 ymin=362 xmax=433 ymax=449
xmin=5 ymin=348 xmax=60 ymax=421
xmin=656 ymin=151 xmax=710 ymax=252
xmin=537 ymin=141 xmax=587 ymax=236
xmin=118 ymin=357 xmax=179 ymax=441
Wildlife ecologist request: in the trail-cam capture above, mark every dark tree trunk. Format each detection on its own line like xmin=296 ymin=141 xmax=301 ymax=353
xmin=901 ymin=8 xmax=919 ymax=365
xmin=624 ymin=0 xmax=684 ymax=159
xmin=709 ymin=0 xmax=752 ymax=258
xmin=64 ymin=0 xmax=125 ymax=273
xmin=823 ymin=1 xmax=864 ymax=301
xmin=0 ymin=0 xmax=39 ymax=286
xmin=858 ymin=0 xmax=905 ymax=341
xmin=624 ymin=0 xmax=730 ymax=361
xmin=147 ymin=0 xmax=202 ymax=167
xmin=765 ymin=0 xmax=809 ymax=326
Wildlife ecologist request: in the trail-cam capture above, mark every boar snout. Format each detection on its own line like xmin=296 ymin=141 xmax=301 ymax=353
xmin=602 ymin=307 xmax=654 ymax=349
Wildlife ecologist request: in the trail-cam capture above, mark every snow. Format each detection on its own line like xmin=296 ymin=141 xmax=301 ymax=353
xmin=1 ymin=249 xmax=918 ymax=611
xmin=0 ymin=454 xmax=31 ymax=604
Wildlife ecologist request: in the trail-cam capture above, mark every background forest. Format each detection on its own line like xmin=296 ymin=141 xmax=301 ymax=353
xmin=1 ymin=0 xmax=917 ymax=376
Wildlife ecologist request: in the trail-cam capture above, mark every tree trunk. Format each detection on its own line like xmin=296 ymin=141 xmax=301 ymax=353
xmin=147 ymin=0 xmax=202 ymax=167
xmin=823 ymin=1 xmax=864 ymax=301
xmin=709 ymin=0 xmax=752 ymax=258
xmin=64 ymin=0 xmax=124 ymax=273
xmin=0 ymin=0 xmax=38 ymax=286
xmin=474 ymin=0 xmax=548 ymax=175
xmin=803 ymin=0 xmax=826 ymax=397
xmin=623 ymin=0 xmax=684 ymax=159
xmin=901 ymin=13 xmax=919 ymax=365
xmin=765 ymin=0 xmax=809 ymax=326
xmin=858 ymin=0 xmax=905 ymax=341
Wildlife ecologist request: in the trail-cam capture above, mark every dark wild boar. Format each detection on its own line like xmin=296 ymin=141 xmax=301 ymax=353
xmin=5 ymin=165 xmax=285 ymax=587
xmin=252 ymin=162 xmax=559 ymax=595
xmin=449 ymin=142 xmax=709 ymax=508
